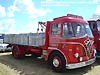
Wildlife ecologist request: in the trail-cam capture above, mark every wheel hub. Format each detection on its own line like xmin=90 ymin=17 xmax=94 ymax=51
xmin=53 ymin=58 xmax=60 ymax=67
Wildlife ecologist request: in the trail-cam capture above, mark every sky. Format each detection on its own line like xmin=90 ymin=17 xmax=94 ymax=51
xmin=0 ymin=0 xmax=100 ymax=34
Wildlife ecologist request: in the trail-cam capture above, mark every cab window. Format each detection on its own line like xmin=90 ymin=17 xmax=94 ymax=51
xmin=63 ymin=23 xmax=73 ymax=38
xmin=51 ymin=23 xmax=61 ymax=34
xmin=63 ymin=22 xmax=87 ymax=38
xmin=97 ymin=21 xmax=100 ymax=32
xmin=89 ymin=22 xmax=96 ymax=31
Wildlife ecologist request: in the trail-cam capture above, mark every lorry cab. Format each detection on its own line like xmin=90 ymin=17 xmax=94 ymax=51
xmin=88 ymin=19 xmax=100 ymax=54
xmin=45 ymin=14 xmax=96 ymax=72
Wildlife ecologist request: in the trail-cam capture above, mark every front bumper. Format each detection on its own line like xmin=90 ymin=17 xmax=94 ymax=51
xmin=66 ymin=57 xmax=96 ymax=69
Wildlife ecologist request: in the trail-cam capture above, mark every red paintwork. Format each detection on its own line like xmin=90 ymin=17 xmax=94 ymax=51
xmin=10 ymin=14 xmax=95 ymax=66
xmin=88 ymin=19 xmax=100 ymax=52
xmin=88 ymin=20 xmax=100 ymax=51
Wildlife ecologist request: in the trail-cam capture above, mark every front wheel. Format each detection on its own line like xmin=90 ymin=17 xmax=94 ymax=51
xmin=48 ymin=52 xmax=66 ymax=72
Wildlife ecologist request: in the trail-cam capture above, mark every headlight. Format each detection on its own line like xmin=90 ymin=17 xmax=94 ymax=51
xmin=74 ymin=53 xmax=79 ymax=58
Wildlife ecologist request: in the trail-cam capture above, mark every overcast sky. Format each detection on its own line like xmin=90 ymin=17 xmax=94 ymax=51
xmin=0 ymin=0 xmax=100 ymax=34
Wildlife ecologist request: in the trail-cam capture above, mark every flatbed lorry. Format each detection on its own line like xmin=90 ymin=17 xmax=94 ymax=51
xmin=4 ymin=14 xmax=96 ymax=72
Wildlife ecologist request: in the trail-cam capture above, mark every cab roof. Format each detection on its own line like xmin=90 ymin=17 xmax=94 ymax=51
xmin=53 ymin=14 xmax=87 ymax=23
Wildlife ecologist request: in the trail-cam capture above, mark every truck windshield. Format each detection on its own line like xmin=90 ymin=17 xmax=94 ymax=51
xmin=97 ymin=21 xmax=100 ymax=32
xmin=63 ymin=22 xmax=93 ymax=38
xmin=85 ymin=24 xmax=93 ymax=37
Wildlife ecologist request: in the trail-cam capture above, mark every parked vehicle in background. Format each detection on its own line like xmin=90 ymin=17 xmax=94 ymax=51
xmin=0 ymin=34 xmax=12 ymax=52
xmin=0 ymin=43 xmax=11 ymax=52
xmin=0 ymin=34 xmax=5 ymax=44
xmin=4 ymin=14 xmax=96 ymax=72
xmin=88 ymin=19 xmax=100 ymax=57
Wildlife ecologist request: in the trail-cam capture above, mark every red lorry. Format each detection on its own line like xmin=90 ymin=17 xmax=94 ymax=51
xmin=4 ymin=14 xmax=96 ymax=72
xmin=88 ymin=19 xmax=100 ymax=57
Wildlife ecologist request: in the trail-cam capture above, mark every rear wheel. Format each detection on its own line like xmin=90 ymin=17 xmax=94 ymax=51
xmin=48 ymin=52 xmax=66 ymax=72
xmin=12 ymin=46 xmax=25 ymax=59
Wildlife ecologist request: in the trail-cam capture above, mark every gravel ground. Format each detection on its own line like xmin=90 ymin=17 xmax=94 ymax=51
xmin=0 ymin=52 xmax=100 ymax=75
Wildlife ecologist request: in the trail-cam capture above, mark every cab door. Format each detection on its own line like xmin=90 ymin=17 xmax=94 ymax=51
xmin=49 ymin=23 xmax=62 ymax=47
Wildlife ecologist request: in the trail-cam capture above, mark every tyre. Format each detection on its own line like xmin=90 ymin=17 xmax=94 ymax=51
xmin=48 ymin=52 xmax=66 ymax=72
xmin=12 ymin=46 xmax=25 ymax=59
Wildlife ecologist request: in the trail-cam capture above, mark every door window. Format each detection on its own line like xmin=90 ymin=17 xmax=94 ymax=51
xmin=51 ymin=23 xmax=61 ymax=34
